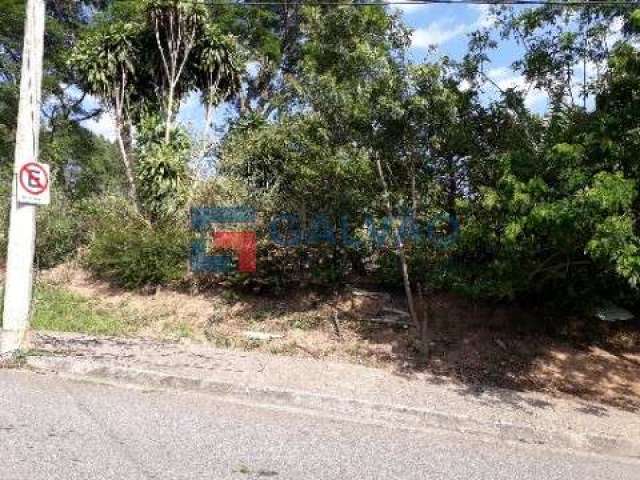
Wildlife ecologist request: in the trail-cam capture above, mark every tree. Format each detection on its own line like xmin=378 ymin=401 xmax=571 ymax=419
xmin=146 ymin=0 xmax=206 ymax=143
xmin=0 ymin=0 xmax=102 ymax=167
xmin=70 ymin=21 xmax=140 ymax=204
xmin=216 ymin=0 xmax=306 ymax=118
xmin=70 ymin=0 xmax=241 ymax=214
xmin=433 ymin=6 xmax=640 ymax=306
xmin=492 ymin=4 xmax=637 ymax=109
xmin=41 ymin=120 xmax=123 ymax=199
xmin=220 ymin=5 xmax=441 ymax=350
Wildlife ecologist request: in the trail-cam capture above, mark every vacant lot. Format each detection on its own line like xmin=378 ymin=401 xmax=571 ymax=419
xmin=34 ymin=263 xmax=640 ymax=411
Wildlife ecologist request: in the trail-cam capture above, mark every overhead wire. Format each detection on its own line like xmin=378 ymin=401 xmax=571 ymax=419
xmin=168 ymin=0 xmax=640 ymax=7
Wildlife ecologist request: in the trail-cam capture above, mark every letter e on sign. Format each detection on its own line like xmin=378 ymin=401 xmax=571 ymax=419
xmin=17 ymin=161 xmax=50 ymax=205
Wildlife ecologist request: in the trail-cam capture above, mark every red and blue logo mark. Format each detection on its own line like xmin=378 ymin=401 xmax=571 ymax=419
xmin=191 ymin=207 xmax=257 ymax=273
xmin=191 ymin=207 xmax=459 ymax=274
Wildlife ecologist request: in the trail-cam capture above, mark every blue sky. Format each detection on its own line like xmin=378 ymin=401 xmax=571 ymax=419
xmin=404 ymin=3 xmax=493 ymax=58
xmin=80 ymin=5 xmax=545 ymax=141
xmin=399 ymin=4 xmax=544 ymax=103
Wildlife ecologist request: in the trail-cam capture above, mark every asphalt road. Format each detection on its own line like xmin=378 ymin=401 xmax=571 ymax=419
xmin=1 ymin=370 xmax=638 ymax=480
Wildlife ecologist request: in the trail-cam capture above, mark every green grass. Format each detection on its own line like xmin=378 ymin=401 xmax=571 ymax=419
xmin=31 ymin=285 xmax=138 ymax=336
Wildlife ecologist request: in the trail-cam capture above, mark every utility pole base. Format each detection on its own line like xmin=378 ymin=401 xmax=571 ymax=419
xmin=1 ymin=0 xmax=45 ymax=351
xmin=0 ymin=329 xmax=26 ymax=355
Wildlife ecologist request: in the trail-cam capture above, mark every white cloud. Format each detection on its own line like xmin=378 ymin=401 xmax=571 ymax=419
xmin=607 ymin=16 xmax=633 ymax=49
xmin=488 ymin=66 xmax=522 ymax=90
xmin=459 ymin=79 xmax=472 ymax=92
xmin=389 ymin=1 xmax=431 ymax=15
xmin=81 ymin=111 xmax=116 ymax=142
xmin=468 ymin=4 xmax=497 ymax=29
xmin=412 ymin=21 xmax=468 ymax=48
xmin=486 ymin=67 xmax=547 ymax=111
xmin=410 ymin=6 xmax=498 ymax=50
xmin=246 ymin=60 xmax=261 ymax=78
xmin=524 ymin=88 xmax=547 ymax=110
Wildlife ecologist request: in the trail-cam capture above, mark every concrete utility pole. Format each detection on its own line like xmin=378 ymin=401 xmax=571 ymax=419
xmin=1 ymin=0 xmax=46 ymax=354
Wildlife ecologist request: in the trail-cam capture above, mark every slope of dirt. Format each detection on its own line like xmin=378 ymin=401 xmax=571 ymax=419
xmin=39 ymin=264 xmax=640 ymax=411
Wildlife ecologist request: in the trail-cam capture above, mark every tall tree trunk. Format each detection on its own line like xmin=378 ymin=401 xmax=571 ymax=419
xmin=374 ymin=154 xmax=427 ymax=355
xmin=122 ymin=120 xmax=135 ymax=168
xmin=115 ymin=118 xmax=138 ymax=210
xmin=113 ymin=70 xmax=138 ymax=212
xmin=410 ymin=161 xmax=418 ymax=221
xmin=446 ymin=156 xmax=457 ymax=216
xmin=164 ymin=83 xmax=175 ymax=144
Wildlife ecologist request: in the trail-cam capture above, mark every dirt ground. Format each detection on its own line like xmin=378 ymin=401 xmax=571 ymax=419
xmin=40 ymin=263 xmax=640 ymax=412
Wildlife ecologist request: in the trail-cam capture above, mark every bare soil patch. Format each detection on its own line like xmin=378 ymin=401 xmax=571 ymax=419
xmin=39 ymin=264 xmax=640 ymax=411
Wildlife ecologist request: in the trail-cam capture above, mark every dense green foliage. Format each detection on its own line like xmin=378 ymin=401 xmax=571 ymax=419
xmin=3 ymin=1 xmax=640 ymax=319
xmin=212 ymin=4 xmax=640 ymax=311
xmin=0 ymin=1 xmax=125 ymax=268
xmin=34 ymin=193 xmax=86 ymax=268
xmin=82 ymin=196 xmax=189 ymax=288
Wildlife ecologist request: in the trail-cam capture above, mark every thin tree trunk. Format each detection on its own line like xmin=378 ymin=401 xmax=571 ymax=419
xmin=165 ymin=84 xmax=174 ymax=144
xmin=115 ymin=120 xmax=138 ymax=209
xmin=410 ymin=162 xmax=418 ymax=221
xmin=113 ymin=73 xmax=138 ymax=212
xmin=374 ymin=154 xmax=424 ymax=353
xmin=123 ymin=120 xmax=135 ymax=169
xmin=201 ymin=99 xmax=214 ymax=158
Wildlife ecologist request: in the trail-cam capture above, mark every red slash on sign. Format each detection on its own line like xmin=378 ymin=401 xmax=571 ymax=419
xmin=19 ymin=162 xmax=49 ymax=195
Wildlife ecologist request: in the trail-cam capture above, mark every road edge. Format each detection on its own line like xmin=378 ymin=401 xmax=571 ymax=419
xmin=25 ymin=355 xmax=640 ymax=459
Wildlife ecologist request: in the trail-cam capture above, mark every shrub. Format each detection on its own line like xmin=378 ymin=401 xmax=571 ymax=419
xmin=135 ymin=115 xmax=191 ymax=221
xmin=254 ymin=241 xmax=341 ymax=291
xmin=136 ymin=141 xmax=190 ymax=220
xmin=83 ymin=196 xmax=189 ymax=288
xmin=35 ymin=195 xmax=86 ymax=268
xmin=189 ymin=176 xmax=251 ymax=208
xmin=0 ymin=188 xmax=85 ymax=269
xmin=0 ymin=179 xmax=10 ymax=261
